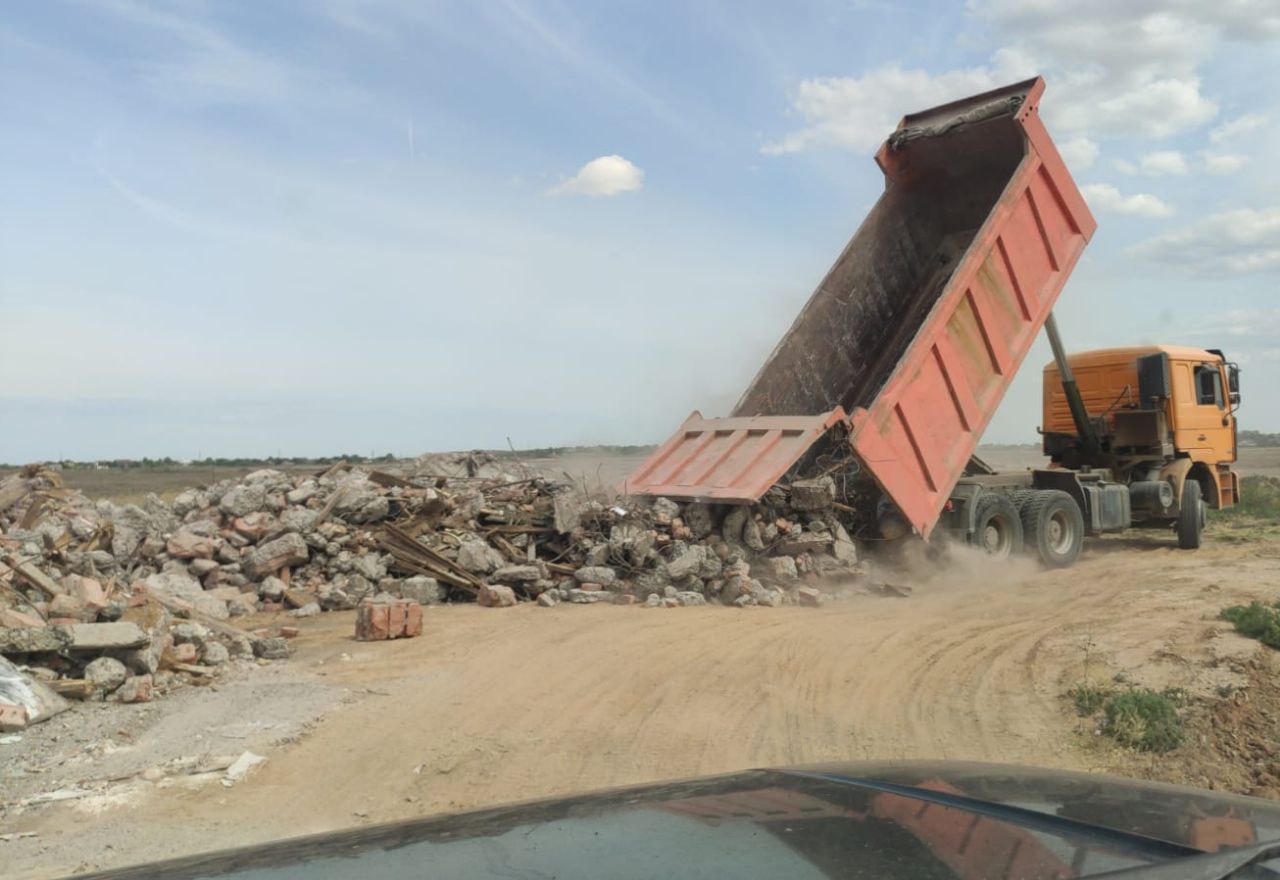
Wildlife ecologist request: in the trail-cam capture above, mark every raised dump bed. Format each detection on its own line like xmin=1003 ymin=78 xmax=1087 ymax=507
xmin=627 ymin=77 xmax=1096 ymax=537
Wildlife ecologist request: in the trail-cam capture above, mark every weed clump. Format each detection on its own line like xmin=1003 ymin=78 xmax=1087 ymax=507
xmin=1220 ymin=600 xmax=1280 ymax=649
xmin=1217 ymin=476 xmax=1280 ymax=520
xmin=1102 ymin=689 xmax=1185 ymax=753
xmin=1069 ymin=682 xmax=1111 ymax=716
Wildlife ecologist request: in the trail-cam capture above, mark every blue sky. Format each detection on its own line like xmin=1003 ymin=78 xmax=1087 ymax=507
xmin=2 ymin=1 xmax=1278 ymax=462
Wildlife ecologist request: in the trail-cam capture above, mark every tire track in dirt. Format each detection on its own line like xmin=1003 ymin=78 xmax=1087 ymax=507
xmin=13 ymin=535 xmax=1280 ymax=878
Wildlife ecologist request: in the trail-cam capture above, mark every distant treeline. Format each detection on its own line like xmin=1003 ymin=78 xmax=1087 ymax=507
xmin=1241 ymin=430 xmax=1280 ymax=447
xmin=492 ymin=444 xmax=656 ymax=460
xmin=38 ymin=454 xmax=399 ymax=470
xmin=4 ymin=446 xmax=659 ymax=470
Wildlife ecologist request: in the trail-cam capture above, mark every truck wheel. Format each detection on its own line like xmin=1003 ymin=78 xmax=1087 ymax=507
xmin=1177 ymin=479 xmax=1203 ymax=550
xmin=1019 ymin=490 xmax=1084 ymax=568
xmin=968 ymin=493 xmax=1023 ymax=560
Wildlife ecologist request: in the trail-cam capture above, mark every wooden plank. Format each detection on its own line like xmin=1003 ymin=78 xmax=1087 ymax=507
xmin=51 ymin=679 xmax=95 ymax=700
xmin=1 ymin=554 xmax=63 ymax=597
xmin=18 ymin=496 xmax=46 ymax=530
xmin=367 ymin=470 xmax=414 ymax=489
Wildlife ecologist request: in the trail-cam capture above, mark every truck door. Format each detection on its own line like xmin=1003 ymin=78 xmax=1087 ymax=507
xmin=1171 ymin=360 xmax=1228 ymax=456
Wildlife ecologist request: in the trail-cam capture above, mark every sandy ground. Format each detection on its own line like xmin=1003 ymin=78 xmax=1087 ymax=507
xmin=5 ymin=523 xmax=1279 ymax=878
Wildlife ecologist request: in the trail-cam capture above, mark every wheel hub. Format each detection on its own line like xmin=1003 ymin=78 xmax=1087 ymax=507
xmin=983 ymin=525 xmax=1000 ymax=552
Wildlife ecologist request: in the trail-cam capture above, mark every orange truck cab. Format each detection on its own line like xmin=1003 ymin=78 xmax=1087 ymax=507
xmin=1042 ymin=345 xmax=1241 ymax=517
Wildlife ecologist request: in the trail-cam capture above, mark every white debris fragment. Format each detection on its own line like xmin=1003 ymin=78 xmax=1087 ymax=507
xmin=222 ymin=750 xmax=266 ymax=786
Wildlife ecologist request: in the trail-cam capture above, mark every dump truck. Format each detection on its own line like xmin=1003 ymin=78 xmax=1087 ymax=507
xmin=624 ymin=77 xmax=1241 ymax=568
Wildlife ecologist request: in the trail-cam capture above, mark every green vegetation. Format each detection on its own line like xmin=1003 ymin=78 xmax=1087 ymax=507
xmin=1069 ymin=682 xmax=1111 ymax=716
xmin=1229 ymin=475 xmax=1280 ymax=519
xmin=1101 ymin=688 xmax=1186 ymax=753
xmin=1070 ymin=678 xmax=1186 ymax=753
xmin=1210 ymin=477 xmax=1280 ymax=543
xmin=1220 ymin=599 xmax=1280 ymax=649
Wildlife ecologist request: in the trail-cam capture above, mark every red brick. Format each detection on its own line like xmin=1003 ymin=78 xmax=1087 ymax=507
xmin=403 ymin=602 xmax=423 ymax=637
xmin=64 ymin=575 xmax=108 ymax=611
xmin=173 ymin=643 xmax=199 ymax=663
xmin=613 ymin=594 xmax=638 ymax=605
xmin=578 ymin=582 xmax=603 ymax=592
xmin=0 ymin=608 xmax=45 ymax=628
xmin=117 ymin=675 xmax=153 ymax=703
xmin=355 ymin=603 xmax=390 ymax=641
xmin=278 ymin=626 xmax=300 ymax=639
xmin=232 ymin=512 xmax=276 ymax=541
xmin=0 ymin=702 xmax=28 ymax=732
xmin=48 ymin=593 xmax=86 ymax=618
xmin=387 ymin=601 xmax=407 ymax=638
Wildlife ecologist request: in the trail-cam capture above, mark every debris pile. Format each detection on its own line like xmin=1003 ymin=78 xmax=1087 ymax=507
xmin=0 ymin=454 xmax=871 ymax=723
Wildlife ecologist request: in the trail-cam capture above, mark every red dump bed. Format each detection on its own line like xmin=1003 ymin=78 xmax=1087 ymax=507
xmin=626 ymin=77 xmax=1096 ymax=537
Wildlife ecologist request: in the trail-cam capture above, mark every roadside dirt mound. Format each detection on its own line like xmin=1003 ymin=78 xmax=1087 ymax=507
xmin=1126 ymin=651 xmax=1280 ymax=798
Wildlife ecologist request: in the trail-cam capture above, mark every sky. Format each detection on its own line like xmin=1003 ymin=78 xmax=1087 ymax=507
xmin=1 ymin=0 xmax=1278 ymax=462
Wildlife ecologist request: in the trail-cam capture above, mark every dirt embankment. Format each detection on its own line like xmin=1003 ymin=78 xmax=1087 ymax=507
xmin=6 ymin=525 xmax=1280 ymax=878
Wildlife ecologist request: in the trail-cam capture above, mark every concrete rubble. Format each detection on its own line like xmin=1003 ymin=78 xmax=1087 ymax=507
xmin=1 ymin=452 xmax=871 ymax=725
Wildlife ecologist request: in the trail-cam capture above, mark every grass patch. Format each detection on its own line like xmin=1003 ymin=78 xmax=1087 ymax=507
xmin=1221 ymin=600 xmax=1280 ymax=649
xmin=1069 ymin=682 xmax=1111 ymax=716
xmin=1217 ymin=475 xmax=1280 ymax=519
xmin=1102 ymin=688 xmax=1185 ymax=753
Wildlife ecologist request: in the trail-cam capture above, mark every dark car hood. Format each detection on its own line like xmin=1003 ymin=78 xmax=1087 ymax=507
xmin=66 ymin=761 xmax=1280 ymax=879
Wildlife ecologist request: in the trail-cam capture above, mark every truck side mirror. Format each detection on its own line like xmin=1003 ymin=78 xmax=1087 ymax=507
xmin=1228 ymin=363 xmax=1240 ymax=394
xmin=1230 ymin=391 xmax=1241 ymax=406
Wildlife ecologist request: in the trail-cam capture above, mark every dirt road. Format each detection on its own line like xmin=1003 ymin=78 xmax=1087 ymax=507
xmin=8 ymin=527 xmax=1279 ymax=878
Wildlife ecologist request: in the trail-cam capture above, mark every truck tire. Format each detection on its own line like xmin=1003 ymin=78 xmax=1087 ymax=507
xmin=967 ymin=492 xmax=1023 ymax=560
xmin=1177 ymin=479 xmax=1203 ymax=550
xmin=1019 ymin=489 xmax=1084 ymax=569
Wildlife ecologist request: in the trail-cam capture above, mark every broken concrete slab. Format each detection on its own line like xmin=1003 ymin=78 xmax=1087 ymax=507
xmin=65 ymin=622 xmax=149 ymax=651
xmin=243 ymin=533 xmax=309 ymax=579
xmin=0 ymin=655 xmax=70 ymax=724
xmin=0 ymin=626 xmax=70 ymax=653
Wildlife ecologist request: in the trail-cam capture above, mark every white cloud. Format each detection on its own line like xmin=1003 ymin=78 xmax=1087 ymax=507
xmin=547 ymin=155 xmax=644 ymax=197
xmin=1210 ymin=112 xmax=1269 ymax=144
xmin=1058 ymin=137 xmax=1099 ymax=170
xmin=1080 ymin=183 xmax=1174 ymax=218
xmin=1201 ymin=152 xmax=1248 ymax=174
xmin=764 ymin=4 xmax=1280 ymax=155
xmin=1131 ymin=208 xmax=1280 ymax=273
xmin=1115 ymin=150 xmax=1189 ymax=176
xmin=760 ymin=63 xmax=1018 ymax=154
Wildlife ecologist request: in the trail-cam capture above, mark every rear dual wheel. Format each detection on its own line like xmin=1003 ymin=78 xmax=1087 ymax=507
xmin=1015 ymin=489 xmax=1085 ymax=569
xmin=967 ymin=492 xmax=1023 ymax=561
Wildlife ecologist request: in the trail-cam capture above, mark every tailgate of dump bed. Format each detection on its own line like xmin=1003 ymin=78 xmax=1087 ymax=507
xmin=622 ymin=410 xmax=847 ymax=503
